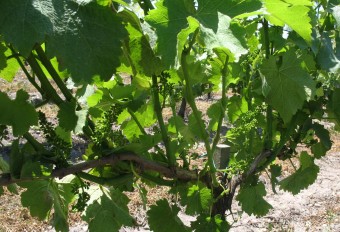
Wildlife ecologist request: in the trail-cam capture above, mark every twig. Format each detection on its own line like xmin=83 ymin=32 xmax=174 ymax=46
xmin=226 ymin=150 xmax=273 ymax=209
xmin=0 ymin=152 xmax=197 ymax=186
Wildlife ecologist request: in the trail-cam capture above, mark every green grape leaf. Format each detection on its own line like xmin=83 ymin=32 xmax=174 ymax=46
xmin=227 ymin=96 xmax=248 ymax=123
xmin=260 ymin=50 xmax=316 ymax=123
xmin=0 ymin=35 xmax=20 ymax=82
xmin=0 ymin=90 xmax=38 ymax=136
xmin=9 ymin=140 xmax=23 ymax=179
xmin=191 ymin=214 xmax=230 ymax=232
xmin=55 ymin=126 xmax=72 ymax=144
xmin=131 ymin=74 xmax=151 ymax=90
xmin=168 ymin=116 xmax=196 ymax=143
xmin=51 ymin=182 xmax=74 ymax=232
xmin=122 ymin=103 xmax=156 ymax=141
xmin=146 ymin=0 xmax=261 ymax=67
xmin=326 ymin=88 xmax=340 ymax=131
xmin=176 ymin=16 xmax=200 ymax=67
xmin=280 ymin=151 xmax=319 ymax=195
xmin=207 ymin=100 xmax=224 ymax=131
xmin=0 ymin=0 xmax=54 ymax=56
xmin=58 ymin=101 xmax=87 ymax=133
xmin=188 ymin=111 xmax=205 ymax=140
xmin=316 ymin=32 xmax=340 ymax=73
xmin=46 ymin=1 xmax=127 ymax=83
xmin=0 ymin=55 xmax=20 ymax=82
xmin=20 ymin=160 xmax=51 ymax=178
xmin=311 ymin=142 xmax=328 ymax=158
xmin=123 ymin=13 xmax=162 ymax=76
xmin=121 ymin=119 xmax=143 ymax=141
xmin=145 ymin=0 xmax=193 ymax=68
xmin=0 ymin=157 xmax=8 ymax=171
xmin=236 ymin=182 xmax=272 ymax=216
xmin=263 ymin=0 xmax=312 ymax=44
xmin=83 ymin=189 xmax=134 ymax=232
xmin=198 ymin=13 xmax=247 ymax=62
xmin=0 ymin=40 xmax=6 ymax=71
xmin=6 ymin=183 xmax=18 ymax=195
xmin=178 ymin=57 xmax=209 ymax=86
xmin=87 ymin=90 xmax=104 ymax=108
xmin=147 ymin=199 xmax=189 ymax=232
xmin=0 ymin=157 xmax=18 ymax=194
xmin=20 ymin=180 xmax=74 ymax=232
xmin=269 ymin=164 xmax=282 ymax=194
xmin=57 ymin=101 xmax=78 ymax=131
xmin=312 ymin=123 xmax=332 ymax=150
xmin=88 ymin=84 xmax=136 ymax=111
xmin=178 ymin=182 xmax=212 ymax=215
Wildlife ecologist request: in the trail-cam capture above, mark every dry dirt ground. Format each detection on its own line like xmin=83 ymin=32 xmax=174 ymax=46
xmin=229 ymin=150 xmax=340 ymax=232
xmin=0 ymin=74 xmax=339 ymax=231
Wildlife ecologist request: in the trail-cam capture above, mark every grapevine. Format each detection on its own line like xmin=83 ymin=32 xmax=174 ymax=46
xmin=0 ymin=0 xmax=339 ymax=231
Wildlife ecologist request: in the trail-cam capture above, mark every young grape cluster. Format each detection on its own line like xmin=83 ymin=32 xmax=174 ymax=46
xmin=91 ymin=104 xmax=128 ymax=148
xmin=71 ymin=180 xmax=90 ymax=212
xmin=38 ymin=112 xmax=71 ymax=168
xmin=159 ymin=72 xmax=182 ymax=105
xmin=229 ymin=107 xmax=263 ymax=137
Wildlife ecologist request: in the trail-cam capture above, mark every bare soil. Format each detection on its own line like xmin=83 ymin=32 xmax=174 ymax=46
xmin=229 ymin=150 xmax=340 ymax=232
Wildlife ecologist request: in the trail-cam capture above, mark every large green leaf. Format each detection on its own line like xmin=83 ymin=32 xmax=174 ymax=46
xmin=20 ymin=181 xmax=53 ymax=220
xmin=147 ymin=199 xmax=189 ymax=232
xmin=227 ymin=96 xmax=248 ymax=123
xmin=316 ymin=32 xmax=340 ymax=73
xmin=312 ymin=123 xmax=332 ymax=150
xmin=236 ymin=182 xmax=272 ymax=216
xmin=83 ymin=189 xmax=134 ymax=232
xmin=46 ymin=1 xmax=127 ymax=83
xmin=176 ymin=16 xmax=200 ymax=67
xmin=260 ymin=50 xmax=316 ymax=123
xmin=0 ymin=0 xmax=54 ymax=57
xmin=121 ymin=10 xmax=162 ymax=76
xmin=0 ymin=90 xmax=38 ymax=136
xmin=20 ymin=180 xmax=74 ymax=232
xmin=178 ymin=182 xmax=212 ymax=215
xmin=168 ymin=116 xmax=196 ymax=143
xmin=0 ymin=1 xmax=127 ymax=83
xmin=269 ymin=164 xmax=282 ymax=194
xmin=145 ymin=0 xmax=193 ymax=68
xmin=146 ymin=0 xmax=261 ymax=67
xmin=280 ymin=151 xmax=319 ymax=195
xmin=0 ymin=156 xmax=19 ymax=194
xmin=207 ymin=100 xmax=224 ymax=131
xmin=0 ymin=57 xmax=20 ymax=82
xmin=191 ymin=214 xmax=230 ymax=232
xmin=326 ymin=88 xmax=340 ymax=131
xmin=121 ymin=103 xmax=156 ymax=141
xmin=197 ymin=13 xmax=248 ymax=62
xmin=0 ymin=41 xmax=21 ymax=82
xmin=0 ymin=40 xmax=6 ymax=71
xmin=58 ymin=100 xmax=87 ymax=134
xmin=263 ymin=0 xmax=312 ymax=44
